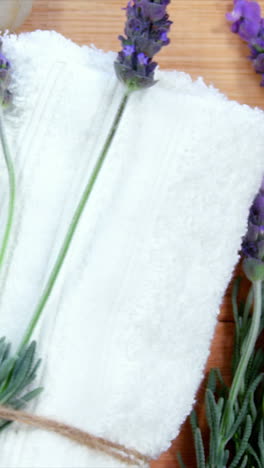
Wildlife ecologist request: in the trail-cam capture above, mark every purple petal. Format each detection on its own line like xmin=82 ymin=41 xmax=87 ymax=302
xmin=241 ymin=1 xmax=261 ymax=23
xmin=116 ymin=0 xmax=172 ymax=89
xmin=137 ymin=0 xmax=167 ymax=22
xmin=226 ymin=4 xmax=243 ymax=22
xmin=137 ymin=52 xmax=148 ymax=65
xmin=254 ymin=52 xmax=264 ymax=72
xmin=239 ymin=18 xmax=261 ymax=40
xmin=231 ymin=20 xmax=241 ymax=33
xmin=123 ymin=44 xmax=135 ymax=56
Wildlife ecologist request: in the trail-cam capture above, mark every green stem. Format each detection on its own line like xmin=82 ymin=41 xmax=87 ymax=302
xmin=18 ymin=91 xmax=130 ymax=351
xmin=229 ymin=280 xmax=262 ymax=406
xmin=243 ymin=285 xmax=253 ymax=326
xmin=0 ymin=112 xmax=16 ymax=270
xmin=221 ymin=280 xmax=262 ymax=436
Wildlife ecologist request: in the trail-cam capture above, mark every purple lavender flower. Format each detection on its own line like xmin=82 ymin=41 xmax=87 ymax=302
xmin=226 ymin=0 xmax=264 ymax=85
xmin=226 ymin=0 xmax=261 ymax=40
xmin=242 ymin=178 xmax=264 ymax=280
xmin=115 ymin=0 xmax=172 ymax=89
xmin=252 ymin=51 xmax=264 ymax=81
xmin=0 ymin=40 xmax=11 ymax=107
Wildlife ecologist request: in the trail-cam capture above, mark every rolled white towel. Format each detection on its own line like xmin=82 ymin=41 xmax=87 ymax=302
xmin=0 ymin=30 xmax=262 ymax=468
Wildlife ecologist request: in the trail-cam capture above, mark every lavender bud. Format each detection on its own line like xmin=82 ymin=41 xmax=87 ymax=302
xmin=115 ymin=0 xmax=172 ymax=90
xmin=226 ymin=1 xmax=264 ymax=86
xmin=0 ymin=40 xmax=11 ymax=107
xmin=226 ymin=0 xmax=261 ymax=41
xmin=242 ymin=179 xmax=264 ymax=281
xmin=253 ymin=52 xmax=264 ymax=72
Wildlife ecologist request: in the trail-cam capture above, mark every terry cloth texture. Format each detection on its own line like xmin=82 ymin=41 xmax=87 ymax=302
xmin=0 ymin=30 xmax=263 ymax=468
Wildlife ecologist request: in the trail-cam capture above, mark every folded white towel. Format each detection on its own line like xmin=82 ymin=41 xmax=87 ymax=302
xmin=0 ymin=30 xmax=263 ymax=468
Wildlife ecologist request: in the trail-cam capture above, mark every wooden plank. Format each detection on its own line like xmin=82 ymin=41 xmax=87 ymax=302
xmin=20 ymin=2 xmax=261 ymax=467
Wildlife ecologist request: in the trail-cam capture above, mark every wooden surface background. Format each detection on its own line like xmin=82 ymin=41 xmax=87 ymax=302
xmin=19 ymin=1 xmax=264 ymax=467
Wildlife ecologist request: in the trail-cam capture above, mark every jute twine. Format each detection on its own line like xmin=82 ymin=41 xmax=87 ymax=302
xmin=0 ymin=405 xmax=150 ymax=466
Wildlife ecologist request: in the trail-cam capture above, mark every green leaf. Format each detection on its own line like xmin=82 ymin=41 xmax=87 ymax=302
xmin=258 ymin=419 xmax=264 ymax=465
xmin=194 ymin=427 xmax=206 ymax=468
xmin=214 ymin=368 xmax=228 ymax=397
xmin=8 ymin=387 xmax=43 ymax=411
xmin=232 ymin=336 xmax=241 ymax=377
xmin=205 ymin=389 xmax=220 ymax=463
xmin=243 ymin=286 xmax=253 ymax=326
xmin=225 ymin=374 xmax=263 ymax=442
xmin=190 ymin=410 xmax=198 ymax=436
xmin=177 ymin=452 xmax=187 ymax=468
xmin=232 ymin=278 xmax=241 ymax=337
xmin=0 ymin=340 xmax=11 ymax=367
xmin=207 ymin=369 xmax=217 ymax=393
xmin=229 ymin=415 xmax=253 ymax=468
xmin=0 ymin=419 xmax=12 ymax=432
xmin=3 ymin=342 xmax=38 ymax=399
xmin=19 ymin=387 xmax=43 ymax=403
xmin=0 ymin=337 xmax=8 ymax=364
xmin=223 ymin=450 xmax=230 ymax=465
xmin=249 ymin=390 xmax=257 ymax=422
xmin=246 ymin=444 xmax=262 ymax=468
xmin=26 ymin=358 xmax=42 ymax=385
xmin=239 ymin=455 xmax=248 ymax=468
xmin=217 ymin=397 xmax=224 ymax=416
xmin=214 ymin=368 xmax=225 ymax=387
xmin=12 ymin=341 xmax=37 ymax=381
xmin=244 ymin=354 xmax=254 ymax=388
xmin=0 ymin=339 xmax=42 ymax=421
xmin=246 ymin=349 xmax=264 ymax=385
xmin=221 ymin=399 xmax=235 ymax=437
xmin=260 ymin=309 xmax=264 ymax=333
xmin=0 ymin=357 xmax=15 ymax=387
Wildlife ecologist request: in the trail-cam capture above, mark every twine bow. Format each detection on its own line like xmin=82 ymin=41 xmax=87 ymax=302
xmin=0 ymin=405 xmax=150 ymax=466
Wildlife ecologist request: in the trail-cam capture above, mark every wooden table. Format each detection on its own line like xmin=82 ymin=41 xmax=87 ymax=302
xmin=21 ymin=1 xmax=264 ymax=466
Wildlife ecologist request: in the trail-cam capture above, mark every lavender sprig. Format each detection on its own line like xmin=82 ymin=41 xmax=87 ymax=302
xmin=0 ymin=41 xmax=42 ymax=429
xmin=242 ymin=179 xmax=264 ymax=281
xmin=0 ymin=40 xmax=15 ymax=270
xmin=0 ymin=40 xmax=11 ymax=108
xmin=227 ymin=0 xmax=264 ymax=86
xmin=178 ymin=182 xmax=264 ymax=467
xmin=17 ymin=1 xmax=172 ymax=350
xmin=115 ymin=0 xmax=172 ymax=89
xmin=0 ymin=0 xmax=172 ymax=428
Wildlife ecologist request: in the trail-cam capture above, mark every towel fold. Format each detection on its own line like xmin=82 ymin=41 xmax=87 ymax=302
xmin=0 ymin=30 xmax=263 ymax=468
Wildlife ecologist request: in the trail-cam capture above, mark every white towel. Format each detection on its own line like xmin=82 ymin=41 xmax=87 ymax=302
xmin=0 ymin=30 xmax=263 ymax=468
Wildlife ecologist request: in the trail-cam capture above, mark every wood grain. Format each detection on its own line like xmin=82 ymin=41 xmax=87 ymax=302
xmin=20 ymin=1 xmax=264 ymax=466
